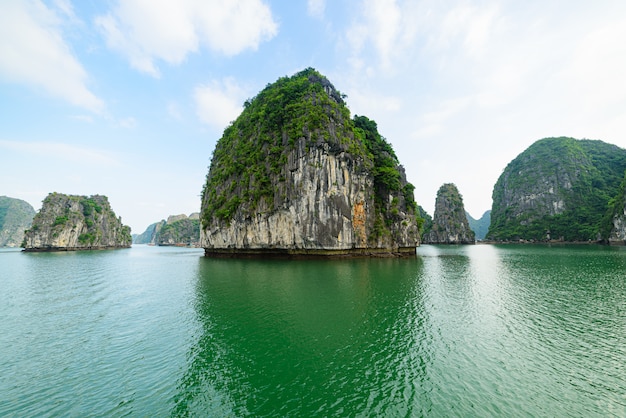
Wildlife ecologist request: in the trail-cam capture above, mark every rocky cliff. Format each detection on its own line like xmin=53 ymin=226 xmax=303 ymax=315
xmin=488 ymin=137 xmax=626 ymax=241
xmin=133 ymin=220 xmax=165 ymax=245
xmin=0 ymin=196 xmax=35 ymax=247
xmin=22 ymin=193 xmax=132 ymax=251
xmin=200 ymin=68 xmax=421 ymax=257
xmin=133 ymin=220 xmax=165 ymax=244
xmin=608 ymin=173 xmax=626 ymax=244
xmin=424 ymin=183 xmax=475 ymax=244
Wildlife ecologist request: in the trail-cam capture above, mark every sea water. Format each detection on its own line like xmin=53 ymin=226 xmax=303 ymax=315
xmin=1 ymin=244 xmax=624 ymax=416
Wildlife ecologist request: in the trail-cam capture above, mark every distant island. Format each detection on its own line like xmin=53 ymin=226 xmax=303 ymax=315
xmin=488 ymin=137 xmax=626 ymax=243
xmin=134 ymin=213 xmax=200 ymax=247
xmin=200 ymin=68 xmax=423 ymax=257
xmin=22 ymin=193 xmax=131 ymax=251
xmin=467 ymin=210 xmax=490 ymax=241
xmin=0 ymin=196 xmax=35 ymax=247
xmin=424 ymin=183 xmax=475 ymax=244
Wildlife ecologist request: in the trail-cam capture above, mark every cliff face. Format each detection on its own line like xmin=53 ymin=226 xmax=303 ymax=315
xmin=488 ymin=137 xmax=626 ymax=241
xmin=200 ymin=68 xmax=420 ymax=256
xmin=608 ymin=173 xmax=626 ymax=244
xmin=0 ymin=196 xmax=35 ymax=247
xmin=22 ymin=193 xmax=131 ymax=251
xmin=425 ymin=183 xmax=475 ymax=244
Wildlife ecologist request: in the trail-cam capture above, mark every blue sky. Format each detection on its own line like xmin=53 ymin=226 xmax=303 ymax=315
xmin=2 ymin=0 xmax=626 ymax=234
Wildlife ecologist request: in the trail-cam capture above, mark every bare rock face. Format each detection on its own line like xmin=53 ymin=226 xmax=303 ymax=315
xmin=608 ymin=174 xmax=626 ymax=245
xmin=425 ymin=183 xmax=475 ymax=244
xmin=0 ymin=196 xmax=35 ymax=247
xmin=22 ymin=193 xmax=131 ymax=251
xmin=200 ymin=68 xmax=421 ymax=257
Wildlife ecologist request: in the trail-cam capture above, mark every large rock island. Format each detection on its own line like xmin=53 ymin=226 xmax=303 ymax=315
xmin=22 ymin=193 xmax=131 ymax=251
xmin=487 ymin=137 xmax=626 ymax=242
xmin=200 ymin=68 xmax=421 ymax=257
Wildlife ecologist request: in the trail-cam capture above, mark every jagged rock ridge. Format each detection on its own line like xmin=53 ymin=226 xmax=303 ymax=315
xmin=200 ymin=68 xmax=421 ymax=256
xmin=488 ymin=137 xmax=626 ymax=241
xmin=0 ymin=196 xmax=35 ymax=247
xmin=22 ymin=193 xmax=131 ymax=251
xmin=425 ymin=183 xmax=475 ymax=244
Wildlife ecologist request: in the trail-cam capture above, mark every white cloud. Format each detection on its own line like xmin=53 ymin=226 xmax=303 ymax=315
xmin=52 ymin=0 xmax=75 ymax=19
xmin=117 ymin=117 xmax=137 ymax=129
xmin=96 ymin=0 xmax=278 ymax=77
xmin=411 ymin=97 xmax=471 ymax=139
xmin=349 ymin=90 xmax=402 ymax=117
xmin=168 ymin=102 xmax=183 ymax=121
xmin=0 ymin=0 xmax=103 ymax=112
xmin=307 ymin=0 xmax=325 ymax=19
xmin=70 ymin=114 xmax=94 ymax=123
xmin=337 ymin=1 xmax=626 ymax=216
xmin=0 ymin=140 xmax=118 ymax=166
xmin=194 ymin=78 xmax=246 ymax=129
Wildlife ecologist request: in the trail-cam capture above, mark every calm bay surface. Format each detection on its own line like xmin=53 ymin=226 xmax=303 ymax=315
xmin=1 ymin=244 xmax=624 ymax=417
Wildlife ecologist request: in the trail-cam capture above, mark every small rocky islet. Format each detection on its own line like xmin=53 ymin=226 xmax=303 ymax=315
xmin=22 ymin=193 xmax=131 ymax=251
xmin=424 ymin=183 xmax=475 ymax=244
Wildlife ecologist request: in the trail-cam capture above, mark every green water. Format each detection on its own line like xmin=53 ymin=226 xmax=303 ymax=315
xmin=1 ymin=244 xmax=624 ymax=416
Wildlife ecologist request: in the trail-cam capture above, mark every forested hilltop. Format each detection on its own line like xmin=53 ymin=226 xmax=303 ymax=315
xmin=200 ymin=68 xmax=424 ymax=256
xmin=488 ymin=137 xmax=626 ymax=242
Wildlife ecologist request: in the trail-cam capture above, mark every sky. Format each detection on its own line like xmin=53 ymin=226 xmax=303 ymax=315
xmin=2 ymin=0 xmax=626 ymax=234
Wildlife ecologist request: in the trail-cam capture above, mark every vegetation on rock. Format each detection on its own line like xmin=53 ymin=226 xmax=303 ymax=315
xmin=488 ymin=137 xmax=626 ymax=241
xmin=202 ymin=68 xmax=365 ymax=223
xmin=416 ymin=205 xmax=433 ymax=238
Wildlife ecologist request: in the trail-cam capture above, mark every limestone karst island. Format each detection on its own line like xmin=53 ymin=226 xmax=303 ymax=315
xmin=13 ymin=79 xmax=626 ymax=255
xmin=22 ymin=193 xmax=131 ymax=251
xmin=425 ymin=183 xmax=475 ymax=244
xmin=487 ymin=137 xmax=626 ymax=243
xmin=200 ymin=68 xmax=422 ymax=257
